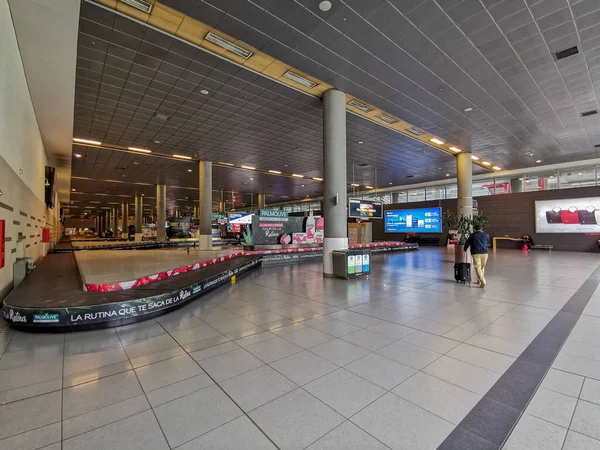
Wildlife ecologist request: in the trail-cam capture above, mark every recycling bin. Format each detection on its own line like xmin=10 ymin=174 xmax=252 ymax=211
xmin=331 ymin=249 xmax=371 ymax=279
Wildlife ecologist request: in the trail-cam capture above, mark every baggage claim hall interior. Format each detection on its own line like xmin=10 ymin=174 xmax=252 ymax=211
xmin=2 ymin=0 xmax=600 ymax=449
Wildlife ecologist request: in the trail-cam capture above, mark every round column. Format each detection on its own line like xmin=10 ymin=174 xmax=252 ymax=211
xmin=198 ymin=161 xmax=213 ymax=250
xmin=257 ymin=193 xmax=266 ymax=210
xmin=456 ymin=152 xmax=473 ymax=220
xmin=322 ymin=88 xmax=348 ymax=275
xmin=156 ymin=185 xmax=167 ymax=241
xmin=134 ymin=195 xmax=143 ymax=242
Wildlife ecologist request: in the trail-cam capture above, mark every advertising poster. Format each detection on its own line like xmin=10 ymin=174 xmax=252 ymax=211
xmin=167 ymin=217 xmax=194 ymax=238
xmin=535 ymin=198 xmax=600 ymax=233
xmin=349 ymin=199 xmax=383 ymax=219
xmin=249 ymin=210 xmax=323 ymax=246
xmin=385 ymin=207 xmax=442 ymax=233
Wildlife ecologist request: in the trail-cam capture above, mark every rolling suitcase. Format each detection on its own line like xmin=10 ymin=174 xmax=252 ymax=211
xmin=454 ymin=262 xmax=471 ymax=284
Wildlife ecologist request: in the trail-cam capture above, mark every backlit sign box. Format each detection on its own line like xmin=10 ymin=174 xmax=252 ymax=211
xmin=348 ymin=199 xmax=383 ymax=219
xmin=385 ymin=207 xmax=442 ymax=233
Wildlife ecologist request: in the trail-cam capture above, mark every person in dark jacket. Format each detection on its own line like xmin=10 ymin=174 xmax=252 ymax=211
xmin=464 ymin=225 xmax=490 ymax=287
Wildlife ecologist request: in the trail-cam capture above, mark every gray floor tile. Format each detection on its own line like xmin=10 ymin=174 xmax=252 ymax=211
xmin=305 ymin=368 xmax=386 ymax=418
xmin=342 ymin=328 xmax=397 ymax=351
xmin=0 ymin=391 xmax=61 ymax=440
xmin=63 ymin=410 xmax=169 ymax=450
xmin=446 ymin=343 xmax=515 ymax=374
xmin=502 ymin=413 xmax=567 ymax=450
xmin=563 ymin=430 xmax=600 ymax=450
xmin=145 ymin=373 xmax=214 ymax=407
xmin=0 ymin=346 xmax=63 ymax=370
xmin=376 ymin=340 xmax=442 ymax=370
xmin=0 ymin=422 xmax=60 ymax=450
xmin=181 ymin=335 xmax=231 ymax=353
xmin=306 ymin=420 xmax=390 ymax=449
xmin=581 ymin=377 xmax=600 ymax=405
xmin=401 ymin=331 xmax=460 ymax=354
xmin=0 ymin=378 xmax=62 ymax=405
xmin=336 ymin=312 xmax=382 ymax=328
xmin=62 ymin=360 xmax=133 ymax=388
xmin=345 ymin=353 xmax=417 ymax=390
xmin=281 ymin=327 xmax=336 ymax=349
xmin=244 ymin=336 xmax=303 ymax=363
xmin=366 ymin=321 xmax=415 ymax=339
xmin=135 ymin=354 xmax=203 ymax=392
xmin=311 ymin=319 xmax=362 ymax=337
xmin=404 ymin=318 xmax=456 ymax=335
xmin=116 ymin=320 xmax=168 ymax=345
xmin=270 ymin=350 xmax=338 ymax=386
xmin=525 ymin=387 xmax=577 ymax=427
xmin=189 ymin=341 xmax=239 ymax=361
xmin=198 ymin=347 xmax=264 ymax=382
xmin=352 ymin=392 xmax=454 ymax=450
xmin=176 ymin=416 xmax=277 ymax=450
xmin=249 ymin=388 xmax=345 ymax=450
xmin=553 ymin=352 xmax=600 ymax=379
xmin=234 ymin=331 xmax=278 ymax=347
xmin=541 ymin=368 xmax=585 ymax=398
xmin=311 ymin=339 xmax=371 ymax=366
xmin=423 ymin=356 xmax=499 ymax=395
xmin=0 ymin=360 xmax=63 ymax=393
xmin=392 ymin=372 xmax=481 ymax=425
xmin=466 ymin=331 xmax=528 ymax=357
xmin=154 ymin=384 xmax=242 ymax=448
xmin=63 ymin=394 xmax=150 ymax=439
xmin=122 ymin=334 xmax=179 ymax=360
xmin=63 ymin=346 xmax=128 ymax=376
xmin=220 ymin=365 xmax=297 ymax=411
xmin=169 ymin=324 xmax=223 ymax=345
xmin=571 ymin=399 xmax=600 ymax=441
xmin=129 ymin=346 xmax=186 ymax=369
xmin=62 ymin=370 xmax=143 ymax=420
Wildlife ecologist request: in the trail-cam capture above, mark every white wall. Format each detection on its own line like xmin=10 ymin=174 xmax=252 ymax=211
xmin=0 ymin=0 xmax=60 ymax=300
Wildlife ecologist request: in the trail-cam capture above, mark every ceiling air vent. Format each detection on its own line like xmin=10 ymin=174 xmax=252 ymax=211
xmin=554 ymin=46 xmax=579 ymax=61
xmin=407 ymin=127 xmax=424 ymax=136
xmin=595 ymin=144 xmax=600 ymax=148
xmin=120 ymin=0 xmax=152 ymax=13
xmin=581 ymin=110 xmax=598 ymax=117
xmin=205 ymin=32 xmax=253 ymax=59
xmin=283 ymin=71 xmax=316 ymax=88
xmin=376 ymin=113 xmax=398 ymax=124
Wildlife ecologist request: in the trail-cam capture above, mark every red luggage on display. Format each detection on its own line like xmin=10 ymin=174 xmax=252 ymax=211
xmin=560 ymin=207 xmax=580 ymax=224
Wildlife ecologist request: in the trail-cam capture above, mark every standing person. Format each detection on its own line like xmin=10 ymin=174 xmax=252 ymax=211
xmin=464 ymin=224 xmax=490 ymax=287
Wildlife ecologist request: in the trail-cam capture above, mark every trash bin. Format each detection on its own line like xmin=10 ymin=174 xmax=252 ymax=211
xmin=332 ymin=249 xmax=371 ymax=279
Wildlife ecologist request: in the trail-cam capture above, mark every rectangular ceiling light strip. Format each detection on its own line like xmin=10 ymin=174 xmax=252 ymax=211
xmin=120 ymin=0 xmax=152 ymax=13
xmin=205 ymin=32 xmax=253 ymax=59
xmin=376 ymin=113 xmax=398 ymax=124
xmin=407 ymin=127 xmax=424 ymax=136
xmin=348 ymin=99 xmax=374 ymax=112
xmin=283 ymin=71 xmax=316 ymax=88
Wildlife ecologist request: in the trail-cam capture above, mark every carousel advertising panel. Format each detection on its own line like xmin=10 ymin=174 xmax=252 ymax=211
xmin=245 ymin=210 xmax=324 ymax=245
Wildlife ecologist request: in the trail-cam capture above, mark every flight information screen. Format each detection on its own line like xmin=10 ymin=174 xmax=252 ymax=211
xmin=348 ymin=199 xmax=383 ymax=219
xmin=385 ymin=207 xmax=442 ymax=233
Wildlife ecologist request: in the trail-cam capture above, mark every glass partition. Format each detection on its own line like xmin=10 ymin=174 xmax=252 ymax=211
xmin=407 ymin=188 xmax=426 ymax=202
xmin=426 ymin=186 xmax=446 ymax=200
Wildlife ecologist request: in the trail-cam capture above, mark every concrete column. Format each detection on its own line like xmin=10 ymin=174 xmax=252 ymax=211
xmin=391 ymin=192 xmax=400 ymax=204
xmin=322 ymin=88 xmax=348 ymax=275
xmin=198 ymin=161 xmax=213 ymax=249
xmin=134 ymin=195 xmax=143 ymax=242
xmin=219 ymin=190 xmax=224 ymax=213
xmin=156 ymin=185 xmax=167 ymax=241
xmin=112 ymin=207 xmax=118 ymax=237
xmin=257 ymin=193 xmax=266 ymax=210
xmin=121 ymin=201 xmax=129 ymax=239
xmin=193 ymin=205 xmax=198 ymax=218
xmin=456 ymin=152 xmax=473 ymax=220
xmin=510 ymin=178 xmax=524 ymax=193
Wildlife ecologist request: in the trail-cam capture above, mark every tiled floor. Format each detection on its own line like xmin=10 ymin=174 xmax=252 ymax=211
xmin=1 ymin=248 xmax=600 ymax=449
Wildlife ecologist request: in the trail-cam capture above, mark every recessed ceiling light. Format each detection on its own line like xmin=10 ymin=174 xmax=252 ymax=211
xmin=351 ymin=183 xmax=360 ymax=187
xmin=74 ymin=153 xmax=82 ymax=158
xmin=283 ymin=71 xmax=317 ymax=88
xmin=313 ymin=177 xmax=323 ymax=181
xmin=200 ymin=90 xmax=209 ymax=95
xmin=250 ymin=178 xmax=254 ymax=181
xmin=73 ymin=138 xmax=101 ymax=145
xmin=72 ymin=188 xmax=75 ymax=191
xmin=376 ymin=113 xmax=398 ymax=124
xmin=449 ymin=146 xmax=461 ymax=152
xmin=357 ymin=141 xmax=364 ymax=144
xmin=482 ymin=161 xmax=491 ymax=166
xmin=430 ymin=138 xmax=445 ymax=145
xmin=536 ymin=160 xmax=542 ymax=163
xmin=471 ymin=155 xmax=480 ymax=160
xmin=129 ymin=147 xmax=151 ymax=153
xmin=301 ymin=184 xmax=305 ymax=187
xmin=347 ymin=99 xmax=373 ymax=112
xmin=446 ymin=173 xmax=450 ymax=177
xmin=389 ymin=182 xmax=392 ymax=185
xmin=365 ymin=185 xmax=374 ymax=189
xmin=464 ymin=107 xmax=473 ymax=112
xmin=241 ymin=165 xmax=256 ymax=170
xmin=187 ymin=169 xmax=192 ymax=172
xmin=154 ymin=140 xmax=160 ymax=143
xmin=173 ymin=154 xmax=192 ymax=160
xmin=578 ymin=172 xmax=583 ymax=175
xmin=205 ymin=31 xmax=253 ymax=59
xmin=292 ymin=174 xmax=304 ymax=178
xmin=218 ymin=162 xmax=234 ymax=166
xmin=493 ymin=166 xmax=502 ymax=171
xmin=269 ymin=170 xmax=282 ymax=174
xmin=319 ymin=1 xmax=332 ymax=12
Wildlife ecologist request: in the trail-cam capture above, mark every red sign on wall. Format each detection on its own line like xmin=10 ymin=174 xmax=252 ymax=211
xmin=0 ymin=220 xmax=5 ymax=269
xmin=42 ymin=227 xmax=51 ymax=243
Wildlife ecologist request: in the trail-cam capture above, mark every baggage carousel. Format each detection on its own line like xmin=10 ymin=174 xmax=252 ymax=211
xmin=2 ymin=253 xmax=262 ymax=330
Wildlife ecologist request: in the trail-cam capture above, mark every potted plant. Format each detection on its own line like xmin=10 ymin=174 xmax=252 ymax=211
xmin=444 ymin=211 xmax=489 ymax=263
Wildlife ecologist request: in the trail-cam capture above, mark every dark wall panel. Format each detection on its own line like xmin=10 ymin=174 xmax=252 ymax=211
xmin=373 ymin=186 xmax=600 ymax=252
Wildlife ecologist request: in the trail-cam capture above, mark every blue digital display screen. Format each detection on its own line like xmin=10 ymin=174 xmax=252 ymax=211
xmin=385 ymin=207 xmax=442 ymax=233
